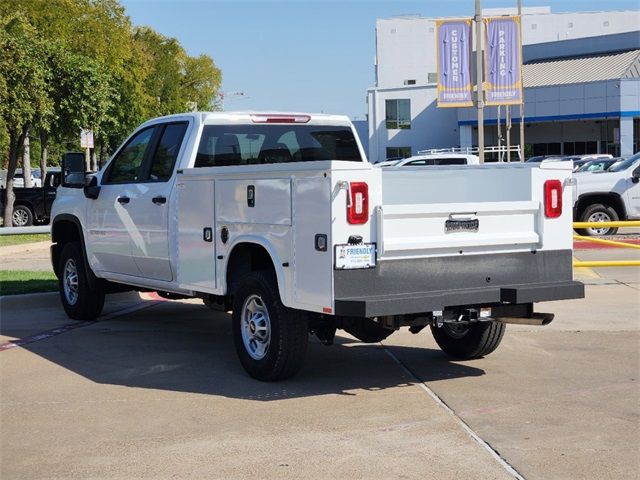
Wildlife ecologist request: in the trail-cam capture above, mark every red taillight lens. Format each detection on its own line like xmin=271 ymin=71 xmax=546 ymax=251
xmin=347 ymin=182 xmax=369 ymax=224
xmin=251 ymin=114 xmax=311 ymax=123
xmin=544 ymin=179 xmax=562 ymax=218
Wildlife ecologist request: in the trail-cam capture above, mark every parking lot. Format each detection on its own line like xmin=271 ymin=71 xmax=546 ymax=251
xmin=0 ymin=240 xmax=638 ymax=479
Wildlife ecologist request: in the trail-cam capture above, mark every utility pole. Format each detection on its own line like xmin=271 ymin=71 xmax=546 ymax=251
xmin=518 ymin=0 xmax=525 ymax=161
xmin=506 ymin=105 xmax=512 ymax=162
xmin=475 ymin=0 xmax=485 ymax=163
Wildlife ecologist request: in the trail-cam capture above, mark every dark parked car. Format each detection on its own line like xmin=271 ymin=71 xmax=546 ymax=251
xmin=0 ymin=170 xmax=60 ymax=226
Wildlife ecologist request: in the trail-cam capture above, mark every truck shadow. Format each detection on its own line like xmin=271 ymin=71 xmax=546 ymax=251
xmin=2 ymin=298 xmax=485 ymax=401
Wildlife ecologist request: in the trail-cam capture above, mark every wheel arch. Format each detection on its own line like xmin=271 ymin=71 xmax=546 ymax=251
xmin=51 ymin=214 xmax=95 ymax=286
xmin=224 ymin=238 xmax=287 ymax=302
xmin=575 ymin=192 xmax=626 ymax=220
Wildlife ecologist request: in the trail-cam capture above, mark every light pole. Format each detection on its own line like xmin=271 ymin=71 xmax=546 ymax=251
xmin=518 ymin=0 xmax=525 ymax=161
xmin=475 ymin=0 xmax=485 ymax=163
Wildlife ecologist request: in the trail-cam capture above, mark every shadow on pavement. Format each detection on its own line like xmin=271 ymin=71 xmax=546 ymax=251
xmin=1 ymin=299 xmax=485 ymax=400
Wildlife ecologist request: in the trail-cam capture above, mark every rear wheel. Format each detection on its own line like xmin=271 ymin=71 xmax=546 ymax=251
xmin=12 ymin=205 xmax=33 ymax=227
xmin=232 ymin=271 xmax=308 ymax=381
xmin=576 ymin=204 xmax=619 ymax=236
xmin=58 ymin=242 xmax=105 ymax=320
xmin=431 ymin=321 xmax=505 ymax=359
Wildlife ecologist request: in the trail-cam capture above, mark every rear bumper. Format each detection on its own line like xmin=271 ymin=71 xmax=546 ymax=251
xmin=333 ymin=249 xmax=584 ymax=317
xmin=334 ymin=280 xmax=584 ymax=317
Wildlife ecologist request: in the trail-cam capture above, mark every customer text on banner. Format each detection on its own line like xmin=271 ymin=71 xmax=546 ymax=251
xmin=436 ymin=19 xmax=473 ymax=108
xmin=484 ymin=16 xmax=523 ymax=106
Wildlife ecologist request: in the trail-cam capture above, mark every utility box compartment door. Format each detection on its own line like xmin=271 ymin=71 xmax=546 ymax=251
xmin=177 ymin=179 xmax=217 ymax=292
xmin=292 ymin=176 xmax=333 ymax=311
xmin=216 ymin=178 xmax=292 ymax=225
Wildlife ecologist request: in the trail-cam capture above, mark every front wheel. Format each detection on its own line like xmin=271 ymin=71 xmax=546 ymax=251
xmin=576 ymin=204 xmax=619 ymax=236
xmin=58 ymin=242 xmax=105 ymax=320
xmin=431 ymin=321 xmax=505 ymax=359
xmin=12 ymin=205 xmax=33 ymax=227
xmin=232 ymin=271 xmax=308 ymax=381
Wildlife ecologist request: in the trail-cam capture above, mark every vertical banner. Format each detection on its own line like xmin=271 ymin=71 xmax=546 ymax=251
xmin=436 ymin=19 xmax=473 ymax=107
xmin=484 ymin=16 xmax=523 ymax=105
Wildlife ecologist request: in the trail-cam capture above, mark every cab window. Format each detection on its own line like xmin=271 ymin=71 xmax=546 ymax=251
xmin=148 ymin=123 xmax=188 ymax=181
xmin=104 ymin=127 xmax=155 ymax=184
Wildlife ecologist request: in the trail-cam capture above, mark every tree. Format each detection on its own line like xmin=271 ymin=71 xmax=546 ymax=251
xmin=43 ymin=43 xmax=114 ymax=173
xmin=0 ymin=13 xmax=52 ymax=226
xmin=134 ymin=27 xmax=222 ymax=116
xmin=182 ymin=55 xmax=222 ymax=111
xmin=0 ymin=0 xmax=222 ymax=201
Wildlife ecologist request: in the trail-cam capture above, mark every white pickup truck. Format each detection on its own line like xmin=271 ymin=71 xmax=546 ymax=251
xmin=573 ymin=152 xmax=640 ymax=236
xmin=52 ymin=112 xmax=583 ymax=380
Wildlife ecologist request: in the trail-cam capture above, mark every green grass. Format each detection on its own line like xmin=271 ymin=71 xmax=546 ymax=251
xmin=0 ymin=270 xmax=58 ymax=296
xmin=0 ymin=233 xmax=50 ymax=247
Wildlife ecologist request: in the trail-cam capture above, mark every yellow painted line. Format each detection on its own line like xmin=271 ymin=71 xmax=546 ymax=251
xmin=573 ymin=235 xmax=640 ymax=249
xmin=572 ymin=256 xmax=600 ymax=279
xmin=573 ymin=221 xmax=640 ymax=228
xmin=573 ymin=260 xmax=640 ymax=268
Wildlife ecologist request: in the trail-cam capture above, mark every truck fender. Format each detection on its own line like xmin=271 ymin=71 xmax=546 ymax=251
xmin=222 ymin=235 xmax=289 ymax=304
xmin=50 ymin=214 xmax=99 ymax=289
xmin=575 ymin=192 xmax=626 ymax=220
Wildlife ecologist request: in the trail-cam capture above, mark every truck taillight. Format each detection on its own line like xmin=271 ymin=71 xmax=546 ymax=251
xmin=544 ymin=180 xmax=562 ymax=218
xmin=250 ymin=114 xmax=311 ymax=123
xmin=347 ymin=182 xmax=369 ymax=224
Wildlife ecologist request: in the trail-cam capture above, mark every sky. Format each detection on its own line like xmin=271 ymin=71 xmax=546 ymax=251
xmin=121 ymin=0 xmax=639 ymax=119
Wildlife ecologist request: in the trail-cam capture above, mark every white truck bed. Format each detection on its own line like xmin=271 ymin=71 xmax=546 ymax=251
xmin=176 ymin=160 xmax=581 ymax=317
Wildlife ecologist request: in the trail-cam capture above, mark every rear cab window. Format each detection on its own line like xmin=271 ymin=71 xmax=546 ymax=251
xmin=194 ymin=124 xmax=362 ymax=168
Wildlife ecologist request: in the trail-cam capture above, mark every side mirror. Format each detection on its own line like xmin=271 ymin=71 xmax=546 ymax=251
xmin=61 ymin=152 xmax=86 ymax=188
xmin=84 ymin=175 xmax=101 ymax=199
xmin=632 ymin=167 xmax=640 ymax=184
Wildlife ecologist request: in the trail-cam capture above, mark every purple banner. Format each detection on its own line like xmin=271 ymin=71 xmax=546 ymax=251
xmin=436 ymin=19 xmax=473 ymax=107
xmin=484 ymin=16 xmax=523 ymax=105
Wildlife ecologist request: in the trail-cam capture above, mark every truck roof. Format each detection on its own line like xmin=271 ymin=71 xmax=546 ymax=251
xmin=139 ymin=111 xmax=354 ymax=128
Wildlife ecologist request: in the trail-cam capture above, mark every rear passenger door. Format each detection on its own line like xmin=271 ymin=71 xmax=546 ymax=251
xmin=127 ymin=122 xmax=189 ymax=281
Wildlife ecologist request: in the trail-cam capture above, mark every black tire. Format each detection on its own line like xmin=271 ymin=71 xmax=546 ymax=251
xmin=232 ymin=271 xmax=308 ymax=381
xmin=431 ymin=321 xmax=505 ymax=360
xmin=12 ymin=205 xmax=33 ymax=227
xmin=58 ymin=242 xmax=105 ymax=320
xmin=576 ymin=204 xmax=619 ymax=236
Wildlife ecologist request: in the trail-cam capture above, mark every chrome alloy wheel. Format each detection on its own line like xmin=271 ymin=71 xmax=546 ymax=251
xmin=241 ymin=294 xmax=271 ymax=360
xmin=63 ymin=258 xmax=79 ymax=305
xmin=587 ymin=211 xmax=612 ymax=235
xmin=12 ymin=208 xmax=29 ymax=226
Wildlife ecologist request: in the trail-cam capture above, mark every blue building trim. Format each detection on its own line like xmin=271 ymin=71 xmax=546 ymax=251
xmin=458 ymin=110 xmax=640 ymax=126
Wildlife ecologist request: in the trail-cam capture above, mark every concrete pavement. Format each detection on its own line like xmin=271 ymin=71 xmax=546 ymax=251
xmin=0 ymin=241 xmax=638 ymax=479
xmin=0 ymin=241 xmax=52 ymax=272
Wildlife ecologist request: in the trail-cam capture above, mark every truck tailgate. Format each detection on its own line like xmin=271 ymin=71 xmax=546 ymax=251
xmin=377 ymin=165 xmax=566 ymax=258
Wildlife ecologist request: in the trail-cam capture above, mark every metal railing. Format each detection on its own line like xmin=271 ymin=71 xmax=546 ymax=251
xmin=416 ymin=145 xmax=523 ymax=162
xmin=573 ymin=220 xmax=640 ymax=267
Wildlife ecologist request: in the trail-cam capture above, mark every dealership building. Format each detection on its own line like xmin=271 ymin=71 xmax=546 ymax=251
xmin=366 ymin=7 xmax=640 ymax=162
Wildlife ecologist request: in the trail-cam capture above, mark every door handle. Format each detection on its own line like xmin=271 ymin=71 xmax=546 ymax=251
xmin=152 ymin=196 xmax=167 ymax=205
xmin=117 ymin=196 xmax=130 ymax=204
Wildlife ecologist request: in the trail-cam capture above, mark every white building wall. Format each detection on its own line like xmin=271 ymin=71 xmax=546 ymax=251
xmin=375 ymin=9 xmax=640 ymax=89
xmin=370 ymin=8 xmax=639 ymax=161
xmin=367 ymin=86 xmax=459 ymax=162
